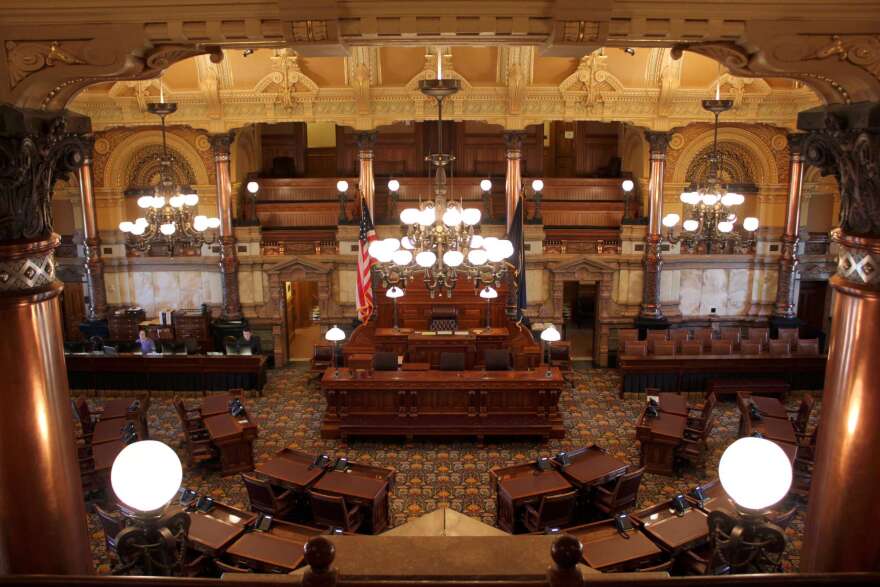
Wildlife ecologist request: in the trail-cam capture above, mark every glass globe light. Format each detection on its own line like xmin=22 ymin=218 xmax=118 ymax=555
xmin=442 ymin=208 xmax=462 ymax=227
xmin=731 ymin=193 xmax=745 ymax=206
xmin=719 ymin=437 xmax=792 ymax=511
xmin=682 ymin=191 xmax=702 ymax=205
xmin=486 ymin=244 xmax=506 ymax=263
xmin=702 ymin=193 xmax=719 ymax=206
xmin=743 ymin=217 xmax=760 ymax=232
xmin=662 ymin=213 xmax=681 ymax=228
xmin=159 ymin=223 xmax=176 ymax=236
xmin=336 ymin=180 xmax=349 ymax=193
xmin=682 ymin=219 xmax=700 ymax=232
xmin=418 ymin=207 xmax=436 ymax=226
xmin=531 ymin=179 xmax=544 ymax=192
xmin=386 ymin=286 xmax=405 ymax=299
xmin=137 ymin=195 xmax=153 ymax=209
xmin=391 ymin=249 xmax=413 ymax=266
xmin=368 ymin=240 xmax=385 ymax=259
xmin=415 ymin=251 xmax=436 ymax=268
xmin=443 ymin=250 xmax=464 ymax=267
xmin=499 ymin=239 xmax=515 ymax=258
xmin=387 ymin=179 xmax=400 ymax=192
xmin=480 ymin=179 xmax=492 ymax=192
xmin=482 ymin=237 xmax=499 ymax=250
xmin=130 ymin=224 xmax=146 ymax=236
xmin=184 ymin=193 xmax=199 ymax=207
xmin=621 ymin=179 xmax=635 ymax=192
xmin=111 ymin=440 xmax=182 ymax=514
xmin=470 ymin=234 xmax=484 ymax=249
xmin=375 ymin=246 xmax=395 ymax=264
xmin=721 ymin=193 xmax=738 ymax=207
xmin=540 ymin=324 xmax=561 ymax=342
xmin=152 ymin=196 xmax=166 ymax=209
xmin=169 ymin=195 xmax=183 ymax=208
xmin=193 ymin=215 xmax=209 ymax=231
xmin=467 ymin=249 xmax=488 ymax=265
xmin=324 ymin=325 xmax=346 ymax=342
xmin=461 ymin=208 xmax=482 ymax=226
xmin=206 ymin=217 xmax=221 ymax=229
xmin=135 ymin=217 xmax=148 ymax=228
xmin=400 ymin=208 xmax=420 ymax=225
xmin=479 ymin=286 xmax=498 ymax=299
xmin=400 ymin=236 xmax=415 ymax=250
xmin=246 ymin=181 xmax=260 ymax=194
xmin=718 ymin=221 xmax=734 ymax=233
xmin=119 ymin=221 xmax=134 ymax=233
xmin=382 ymin=238 xmax=400 ymax=252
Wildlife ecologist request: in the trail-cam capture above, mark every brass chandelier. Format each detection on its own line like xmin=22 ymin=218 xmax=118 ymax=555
xmin=118 ymin=101 xmax=220 ymax=255
xmin=662 ymin=98 xmax=760 ymax=254
xmin=365 ymin=49 xmax=514 ymax=298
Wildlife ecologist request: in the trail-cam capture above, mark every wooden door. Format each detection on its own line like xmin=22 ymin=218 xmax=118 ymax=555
xmin=60 ymin=281 xmax=86 ymax=340
xmin=797 ymin=280 xmax=829 ymax=335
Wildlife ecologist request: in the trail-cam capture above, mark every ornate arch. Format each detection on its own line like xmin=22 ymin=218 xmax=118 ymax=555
xmin=684 ymin=141 xmax=759 ymax=188
xmin=671 ymin=127 xmax=779 ymax=186
xmin=102 ymin=129 xmax=211 ymax=189
xmin=124 ymin=144 xmax=197 ymax=189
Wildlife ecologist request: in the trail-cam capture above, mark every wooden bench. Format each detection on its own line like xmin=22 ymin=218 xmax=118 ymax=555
xmin=706 ymin=378 xmax=790 ymax=399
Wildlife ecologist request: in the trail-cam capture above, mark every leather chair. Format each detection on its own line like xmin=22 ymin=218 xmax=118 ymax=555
xmin=522 ymin=490 xmax=578 ymax=533
xmin=789 ymin=394 xmax=815 ymax=434
xmin=372 ymin=351 xmax=398 ymax=371
xmin=439 ymin=352 xmax=466 ymax=371
xmin=550 ymin=342 xmax=573 ymax=380
xmin=309 ymin=490 xmax=363 ymax=533
xmin=645 ymin=329 xmax=669 ymax=342
xmin=215 ymin=560 xmax=253 ymax=574
xmin=795 ymin=339 xmax=820 ymax=355
xmin=95 ymin=505 xmax=127 ymax=561
xmin=484 ymin=349 xmax=512 ymax=371
xmin=182 ymin=337 xmax=201 ymax=355
xmin=593 ymin=466 xmax=645 ymax=515
xmin=688 ymin=392 xmax=716 ymax=431
xmin=777 ymin=327 xmax=799 ymax=343
xmin=242 ymin=474 xmax=297 ymax=519
xmin=680 ymin=341 xmax=703 ymax=355
xmin=75 ymin=396 xmax=99 ymax=436
xmin=623 ymin=341 xmax=648 ymax=357
xmin=709 ymin=340 xmax=732 ymax=355
xmin=739 ymin=341 xmax=761 ymax=354
xmin=651 ymin=341 xmax=676 ymax=356
xmin=768 ymin=340 xmax=791 ymax=355
xmin=677 ymin=416 xmax=715 ymax=469
xmin=311 ymin=345 xmax=334 ymax=374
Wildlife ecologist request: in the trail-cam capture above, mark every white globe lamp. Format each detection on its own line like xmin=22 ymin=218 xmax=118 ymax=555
xmin=719 ymin=437 xmax=792 ymax=512
xmin=479 ymin=286 xmax=498 ymax=330
xmin=111 ymin=440 xmax=182 ymax=516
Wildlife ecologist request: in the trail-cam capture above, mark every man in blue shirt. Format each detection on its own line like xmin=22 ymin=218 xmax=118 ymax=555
xmin=135 ymin=329 xmax=156 ymax=354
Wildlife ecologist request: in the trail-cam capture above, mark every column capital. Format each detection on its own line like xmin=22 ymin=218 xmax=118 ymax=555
xmin=356 ymin=131 xmax=378 ymax=151
xmin=786 ymin=132 xmax=806 ymax=156
xmin=644 ymin=130 xmax=671 ymax=156
xmin=503 ymin=131 xmax=526 ymax=152
xmin=209 ymin=131 xmax=236 ymax=161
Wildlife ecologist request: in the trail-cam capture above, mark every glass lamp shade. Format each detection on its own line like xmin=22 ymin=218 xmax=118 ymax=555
xmin=152 ymin=196 xmax=166 ymax=209
xmin=374 ymin=246 xmax=394 ymax=264
xmin=193 ymin=215 xmax=209 ymax=231
xmin=480 ymin=179 xmax=492 ymax=192
xmin=485 ymin=241 xmax=506 ymax=263
xmin=119 ymin=221 xmax=134 ymax=233
xmin=169 ymin=195 xmax=184 ymax=208
xmin=386 ymin=286 xmax=405 ymax=299
xmin=382 ymin=238 xmax=400 ymax=252
xmin=130 ymin=224 xmax=146 ymax=236
xmin=531 ymin=179 xmax=544 ymax=192
xmin=662 ymin=213 xmax=681 ymax=228
xmin=702 ymin=193 xmax=719 ymax=206
xmin=324 ymin=325 xmax=346 ymax=342
xmin=621 ymin=179 xmax=635 ymax=192
xmin=443 ymin=250 xmax=464 ymax=267
xmin=719 ymin=437 xmax=792 ymax=511
xmin=482 ymin=237 xmax=498 ymax=251
xmin=720 ymin=193 xmax=738 ymax=207
xmin=683 ymin=219 xmax=700 ymax=232
xmin=159 ymin=223 xmax=176 ymax=236
xmin=400 ymin=236 xmax=415 ymax=250
xmin=391 ymin=249 xmax=413 ymax=266
xmin=743 ymin=217 xmax=760 ymax=232
xmin=111 ymin=440 xmax=182 ymax=514
xmin=400 ymin=208 xmax=420 ymax=225
xmin=415 ymin=251 xmax=437 ymax=268
xmin=731 ymin=193 xmax=745 ymax=206
xmin=479 ymin=286 xmax=498 ymax=299
xmin=718 ymin=221 xmax=734 ymax=233
xmin=499 ymin=239 xmax=515 ymax=259
xmin=442 ymin=208 xmax=462 ymax=227
xmin=467 ymin=249 xmax=488 ymax=265
xmin=336 ymin=180 xmax=349 ymax=193
xmin=461 ymin=208 xmax=482 ymax=226
xmin=184 ymin=193 xmax=199 ymax=207
xmin=206 ymin=217 xmax=221 ymax=229
xmin=246 ymin=180 xmax=260 ymax=194
xmin=680 ymin=191 xmax=701 ymax=206
xmin=540 ymin=324 xmax=562 ymax=342
xmin=137 ymin=195 xmax=153 ymax=209
xmin=469 ymin=234 xmax=484 ymax=249
xmin=387 ymin=179 xmax=400 ymax=192
xmin=418 ymin=207 xmax=436 ymax=226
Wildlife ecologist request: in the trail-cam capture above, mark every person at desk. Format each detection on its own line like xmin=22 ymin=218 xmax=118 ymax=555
xmin=236 ymin=328 xmax=262 ymax=355
xmin=134 ymin=329 xmax=156 ymax=354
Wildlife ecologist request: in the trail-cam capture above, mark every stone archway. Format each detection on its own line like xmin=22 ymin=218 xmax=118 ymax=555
xmin=264 ymin=256 xmax=332 ymax=367
xmin=548 ymin=257 xmax=616 ymax=367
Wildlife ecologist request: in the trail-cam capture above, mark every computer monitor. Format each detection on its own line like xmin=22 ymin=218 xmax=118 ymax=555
xmin=224 ymin=343 xmax=238 ymax=355
xmin=238 ymin=345 xmax=253 ymax=356
xmin=102 ymin=346 xmax=118 ymax=356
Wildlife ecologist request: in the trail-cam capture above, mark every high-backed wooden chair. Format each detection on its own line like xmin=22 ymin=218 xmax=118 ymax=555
xmin=550 ymin=342 xmax=573 ymax=378
xmin=677 ymin=416 xmax=715 ymax=469
xmin=739 ymin=341 xmax=761 ymax=354
xmin=215 ymin=560 xmax=254 ymax=574
xmin=593 ymin=466 xmax=645 ymax=515
xmin=522 ymin=490 xmax=578 ymax=533
xmin=645 ymin=329 xmax=669 ymax=342
xmin=95 ymin=505 xmax=127 ymax=561
xmin=242 ymin=474 xmax=297 ymax=519
xmin=172 ymin=397 xmax=215 ymax=467
xmin=651 ymin=341 xmax=676 ymax=356
xmin=429 ymin=306 xmax=458 ymax=332
xmin=669 ymin=329 xmax=690 ymax=351
xmin=680 ymin=341 xmax=703 ymax=356
xmin=795 ymin=339 xmax=820 ymax=355
xmin=75 ymin=396 xmax=99 ymax=436
xmin=692 ymin=329 xmax=713 ymax=351
xmin=174 ymin=397 xmax=205 ymax=434
xmin=790 ymin=395 xmax=815 ymax=435
xmin=618 ymin=328 xmax=639 ymax=343
xmin=709 ymin=340 xmax=732 ymax=355
xmin=747 ymin=327 xmax=769 ymax=348
xmin=623 ymin=341 xmax=648 ymax=357
xmin=719 ymin=327 xmax=741 ymax=350
xmin=439 ymin=352 xmax=466 ymax=371
xmin=484 ymin=349 xmax=512 ymax=371
xmin=372 ymin=351 xmax=398 ymax=371
xmin=309 ymin=491 xmax=363 ymax=533
xmin=310 ymin=345 xmax=334 ymax=374
xmin=688 ymin=392 xmax=716 ymax=432
xmin=777 ymin=327 xmax=799 ymax=343
xmin=768 ymin=340 xmax=791 ymax=355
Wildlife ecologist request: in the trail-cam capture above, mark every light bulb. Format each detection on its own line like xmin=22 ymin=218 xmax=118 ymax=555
xmin=184 ymin=193 xmax=199 ymax=207
xmin=719 ymin=437 xmax=792 ymax=511
xmin=486 ymin=243 xmax=506 ymax=263
xmin=621 ymin=179 xmax=635 ymax=192
xmin=400 ymin=208 xmax=420 ymax=225
xmin=442 ymin=208 xmax=462 ymax=227
xmin=160 ymin=223 xmax=176 ymax=236
xmin=336 ymin=180 xmax=349 ymax=193
xmin=468 ymin=249 xmax=488 ymax=265
xmin=443 ymin=250 xmax=464 ymax=267
xmin=193 ymin=215 xmax=208 ymax=232
xmin=470 ymin=234 xmax=484 ymax=249
xmin=733 ymin=193 xmax=745 ymax=206
xmin=662 ymin=213 xmax=681 ymax=228
xmin=207 ymin=217 xmax=221 ymax=229
xmin=531 ymin=179 xmax=544 ymax=192
xmin=415 ymin=251 xmax=436 ymax=268
xmin=375 ymin=246 xmax=394 ymax=264
xmin=479 ymin=286 xmax=498 ymax=299
xmin=702 ymin=194 xmax=719 ymax=206
xmin=368 ymin=240 xmax=386 ymax=259
xmin=461 ymin=208 xmax=482 ymax=226
xmin=119 ymin=221 xmax=134 ymax=233
xmin=743 ymin=217 xmax=760 ymax=232
xmin=482 ymin=237 xmax=499 ymax=251
xmin=135 ymin=217 xmax=148 ymax=227
xmin=499 ymin=239 xmax=515 ymax=258
xmin=480 ymin=179 xmax=492 ymax=192
xmin=683 ymin=219 xmax=700 ymax=232
xmin=400 ymin=236 xmax=415 ymax=250
xmin=324 ymin=325 xmax=346 ymax=342
xmin=152 ymin=196 xmax=166 ymax=209
xmin=169 ymin=195 xmax=183 ymax=208
xmin=386 ymin=286 xmax=405 ymax=299
xmin=382 ymin=238 xmax=400 ymax=252
xmin=137 ymin=195 xmax=153 ymax=209
xmin=111 ymin=440 xmax=182 ymax=514
xmin=391 ymin=249 xmax=413 ymax=266
xmin=540 ymin=324 xmax=561 ymax=342
xmin=418 ymin=207 xmax=436 ymax=226
xmin=131 ymin=224 xmax=146 ymax=236
xmin=718 ymin=221 xmax=734 ymax=233
xmin=387 ymin=179 xmax=400 ymax=192
xmin=246 ymin=181 xmax=260 ymax=194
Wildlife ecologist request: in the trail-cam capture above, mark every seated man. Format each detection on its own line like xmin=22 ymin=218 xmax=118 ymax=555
xmin=236 ymin=327 xmax=262 ymax=354
xmin=134 ymin=329 xmax=156 ymax=354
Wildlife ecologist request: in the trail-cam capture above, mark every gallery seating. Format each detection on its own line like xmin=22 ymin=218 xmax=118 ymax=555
xmin=680 ymin=341 xmax=703 ymax=355
xmin=739 ymin=341 xmax=761 ymax=354
xmin=593 ymin=466 xmax=645 ymax=515
xmin=769 ymin=340 xmax=791 ymax=355
xmin=795 ymin=338 xmax=820 ymax=355
xmin=309 ymin=490 xmax=363 ymax=533
xmin=709 ymin=340 xmax=732 ymax=355
xmin=790 ymin=394 xmax=815 ymax=434
xmin=747 ymin=327 xmax=769 ymax=348
xmin=777 ymin=327 xmax=799 ymax=343
xmin=521 ymin=490 xmax=578 ymax=532
xmin=242 ymin=474 xmax=297 ymax=519
xmin=624 ymin=340 xmax=648 ymax=356
xmin=652 ymin=340 xmax=676 ymax=356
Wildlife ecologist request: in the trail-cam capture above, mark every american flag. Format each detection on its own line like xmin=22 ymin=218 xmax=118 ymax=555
xmin=357 ymin=196 xmax=377 ymax=322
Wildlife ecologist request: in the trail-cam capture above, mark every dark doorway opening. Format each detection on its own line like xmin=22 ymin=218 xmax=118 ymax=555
xmin=563 ymin=281 xmax=597 ymax=361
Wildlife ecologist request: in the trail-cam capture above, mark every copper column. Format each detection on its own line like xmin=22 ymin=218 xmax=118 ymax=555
xmin=0 ymin=106 xmax=93 ymax=573
xmin=639 ymin=131 xmax=670 ymax=320
xmin=78 ymin=136 xmax=108 ymax=320
xmin=504 ymin=132 xmax=525 ymax=232
xmin=800 ymin=103 xmax=880 ymax=571
xmin=211 ymin=132 xmax=242 ymax=321
xmin=772 ymin=133 xmax=806 ymax=320
xmin=357 ymin=131 xmax=377 ymax=220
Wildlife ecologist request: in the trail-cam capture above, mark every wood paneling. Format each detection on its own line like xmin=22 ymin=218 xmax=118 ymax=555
xmin=337 ymin=123 xmax=426 ymax=177
xmin=60 ymin=281 xmax=85 ymax=340
xmin=260 ymin=123 xmax=307 ymax=177
xmin=574 ymin=122 xmax=620 ymax=177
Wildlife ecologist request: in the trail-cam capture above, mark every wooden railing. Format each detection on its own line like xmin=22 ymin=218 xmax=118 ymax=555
xmin=543 ymin=238 xmax=621 ymax=255
xmin=261 ymin=240 xmax=339 ymax=256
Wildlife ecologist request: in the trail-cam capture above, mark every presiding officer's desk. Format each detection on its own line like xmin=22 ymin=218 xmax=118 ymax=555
xmin=320 ymin=367 xmax=565 ymax=441
xmin=65 ymin=352 xmax=267 ymax=392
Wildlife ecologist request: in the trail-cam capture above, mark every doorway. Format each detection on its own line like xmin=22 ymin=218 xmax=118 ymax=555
xmin=284 ymin=280 xmax=320 ymax=361
xmin=60 ymin=281 xmax=86 ymax=340
xmin=562 ymin=281 xmax=597 ymax=361
xmin=797 ymin=280 xmax=830 ymax=338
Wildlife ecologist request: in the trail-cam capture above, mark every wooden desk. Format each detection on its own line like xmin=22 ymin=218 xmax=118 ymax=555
xmin=401 ymin=362 xmax=429 ymax=371
xmin=188 ymin=514 xmax=247 ymax=557
xmin=657 ymin=393 xmax=689 ymax=417
xmin=742 ymin=414 xmax=797 ymax=444
xmin=204 ymin=413 xmax=258 ymax=475
xmin=618 ymin=353 xmax=826 ymax=396
xmin=201 ymin=393 xmax=236 ymax=417
xmin=91 ymin=419 xmax=136 ymax=445
xmin=226 ymin=531 xmax=305 ymax=572
xmin=407 ymin=333 xmax=477 ymax=369
xmin=65 ymin=353 xmax=267 ymax=392
xmin=552 ymin=446 xmax=629 ymax=489
xmin=99 ymin=397 xmax=150 ymax=439
xmin=320 ymin=368 xmax=565 ymax=441
xmin=635 ymin=410 xmax=686 ymax=476
xmin=312 ymin=468 xmax=392 ymax=534
xmin=632 ymin=502 xmax=709 ymax=553
xmin=255 ymin=455 xmax=326 ymax=491
xmin=566 ymin=519 xmax=664 ymax=572
xmin=739 ymin=394 xmax=789 ymax=420
xmin=491 ymin=463 xmax=574 ymax=533
xmin=92 ymin=440 xmax=125 ymax=472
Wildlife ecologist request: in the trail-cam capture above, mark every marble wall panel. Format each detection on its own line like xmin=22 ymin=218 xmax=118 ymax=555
xmin=627 ymin=270 xmax=643 ymax=305
xmin=202 ymin=272 xmax=223 ymax=305
xmin=238 ymin=270 xmax=254 ymax=305
xmin=660 ymin=269 xmax=680 ymax=304
xmin=152 ymin=271 xmax=180 ymax=313
xmin=177 ymin=271 xmax=205 ymax=308
xmin=131 ymin=271 xmax=156 ymax=316
xmin=337 ymin=270 xmax=357 ymax=303
xmin=679 ymin=269 xmax=702 ymax=316
xmin=526 ymin=269 xmax=545 ymax=304
xmin=699 ymin=269 xmax=729 ymax=315
xmin=727 ymin=269 xmax=750 ymax=315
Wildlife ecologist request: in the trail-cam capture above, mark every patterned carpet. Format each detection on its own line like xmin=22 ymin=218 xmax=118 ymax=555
xmin=80 ymin=365 xmax=817 ymax=574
